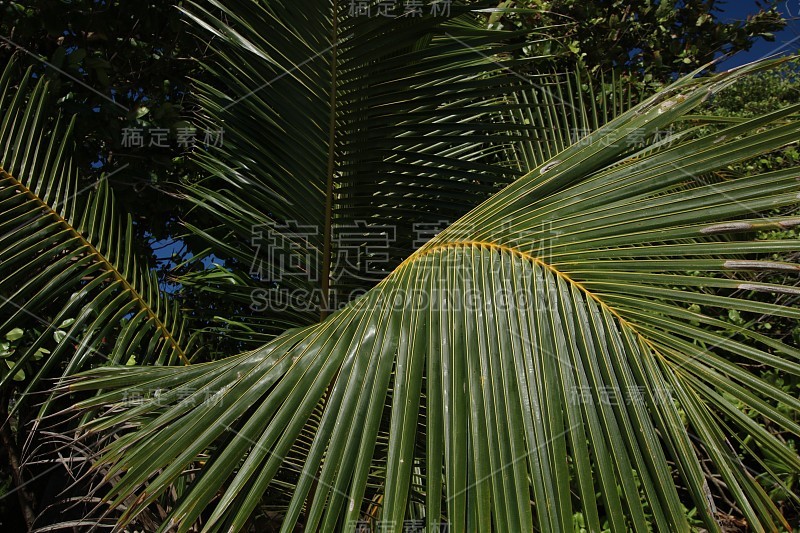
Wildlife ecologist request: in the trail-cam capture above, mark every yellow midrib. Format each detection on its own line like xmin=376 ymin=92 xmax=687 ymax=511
xmin=395 ymin=239 xmax=663 ymax=355
xmin=2 ymin=168 xmax=190 ymax=365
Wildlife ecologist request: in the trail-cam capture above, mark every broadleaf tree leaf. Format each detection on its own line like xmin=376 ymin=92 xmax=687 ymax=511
xmin=5 ymin=328 xmax=24 ymax=341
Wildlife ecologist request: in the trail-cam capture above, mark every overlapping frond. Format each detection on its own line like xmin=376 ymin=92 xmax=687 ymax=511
xmin=0 ymin=57 xmax=197 ymax=414
xmin=181 ymin=1 xmax=621 ymax=338
xmin=70 ymin=58 xmax=800 ymax=532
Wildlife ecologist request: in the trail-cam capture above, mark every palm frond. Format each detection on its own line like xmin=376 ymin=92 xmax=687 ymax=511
xmin=70 ymin=57 xmax=800 ymax=532
xmin=180 ymin=1 xmax=634 ymax=340
xmin=0 ymin=56 xmax=198 ymax=415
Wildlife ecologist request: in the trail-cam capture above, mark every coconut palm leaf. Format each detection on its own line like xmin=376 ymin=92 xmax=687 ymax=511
xmin=69 ymin=49 xmax=800 ymax=532
xmin=179 ymin=0 xmax=640 ymax=343
xmin=0 ymin=57 xmax=198 ymax=415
